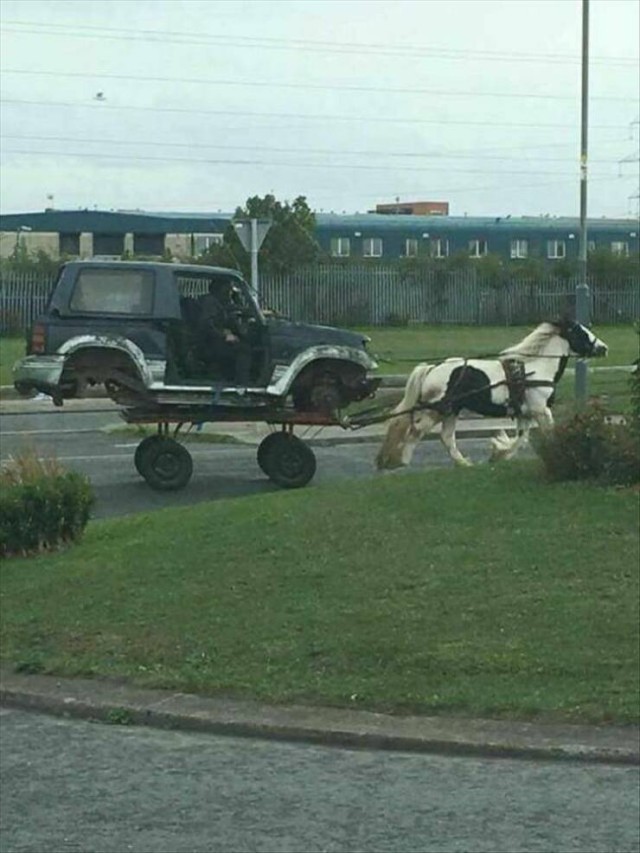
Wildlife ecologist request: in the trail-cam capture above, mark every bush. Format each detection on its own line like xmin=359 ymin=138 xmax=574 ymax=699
xmin=0 ymin=451 xmax=94 ymax=558
xmin=533 ymin=403 xmax=640 ymax=486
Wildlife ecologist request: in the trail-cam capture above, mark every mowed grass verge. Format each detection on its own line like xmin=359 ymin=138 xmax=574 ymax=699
xmin=361 ymin=324 xmax=638 ymax=371
xmin=1 ymin=462 xmax=638 ymax=724
xmin=0 ymin=336 xmax=26 ymax=386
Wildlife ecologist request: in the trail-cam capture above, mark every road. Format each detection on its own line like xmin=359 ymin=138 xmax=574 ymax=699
xmin=0 ymin=405 xmax=509 ymax=518
xmin=1 ymin=708 xmax=638 ymax=853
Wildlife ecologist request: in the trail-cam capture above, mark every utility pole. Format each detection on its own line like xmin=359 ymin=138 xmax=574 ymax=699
xmin=575 ymin=0 xmax=590 ymax=405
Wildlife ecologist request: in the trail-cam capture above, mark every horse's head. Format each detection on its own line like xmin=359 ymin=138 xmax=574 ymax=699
xmin=556 ymin=319 xmax=608 ymax=358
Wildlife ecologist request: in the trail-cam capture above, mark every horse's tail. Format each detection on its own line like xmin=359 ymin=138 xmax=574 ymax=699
xmin=398 ymin=362 xmax=437 ymax=414
xmin=375 ymin=362 xmax=437 ymax=470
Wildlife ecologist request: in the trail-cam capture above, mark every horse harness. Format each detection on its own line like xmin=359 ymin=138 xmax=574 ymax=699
xmin=500 ymin=358 xmax=553 ymax=417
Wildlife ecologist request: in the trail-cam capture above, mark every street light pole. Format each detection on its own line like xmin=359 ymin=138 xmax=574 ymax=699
xmin=575 ymin=0 xmax=590 ymax=405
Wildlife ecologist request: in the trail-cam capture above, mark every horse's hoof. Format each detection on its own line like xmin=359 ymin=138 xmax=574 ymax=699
xmin=455 ymin=458 xmax=473 ymax=468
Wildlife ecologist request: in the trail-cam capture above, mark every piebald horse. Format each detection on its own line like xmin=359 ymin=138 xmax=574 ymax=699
xmin=375 ymin=319 xmax=608 ymax=470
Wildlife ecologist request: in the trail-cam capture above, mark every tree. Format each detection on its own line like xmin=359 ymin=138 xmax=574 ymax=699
xmin=228 ymin=194 xmax=320 ymax=274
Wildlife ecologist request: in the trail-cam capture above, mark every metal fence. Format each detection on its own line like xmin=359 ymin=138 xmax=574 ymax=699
xmin=1 ymin=267 xmax=638 ymax=333
xmin=260 ymin=267 xmax=639 ymax=326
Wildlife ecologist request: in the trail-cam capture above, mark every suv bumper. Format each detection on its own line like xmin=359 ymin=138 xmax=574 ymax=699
xmin=12 ymin=355 xmax=66 ymax=395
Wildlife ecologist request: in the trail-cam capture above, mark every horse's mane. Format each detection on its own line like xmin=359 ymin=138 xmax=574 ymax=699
xmin=499 ymin=322 xmax=559 ymax=359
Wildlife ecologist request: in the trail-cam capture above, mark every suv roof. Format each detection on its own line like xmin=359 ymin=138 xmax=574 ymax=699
xmin=62 ymin=260 xmax=245 ymax=279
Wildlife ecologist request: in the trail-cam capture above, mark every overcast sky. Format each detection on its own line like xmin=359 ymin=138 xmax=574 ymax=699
xmin=1 ymin=0 xmax=638 ymax=218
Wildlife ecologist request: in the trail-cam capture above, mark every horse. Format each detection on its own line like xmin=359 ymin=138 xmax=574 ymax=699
xmin=375 ymin=319 xmax=608 ymax=471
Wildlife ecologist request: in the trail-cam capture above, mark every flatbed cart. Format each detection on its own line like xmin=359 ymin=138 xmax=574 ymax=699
xmin=121 ymin=400 xmax=371 ymax=492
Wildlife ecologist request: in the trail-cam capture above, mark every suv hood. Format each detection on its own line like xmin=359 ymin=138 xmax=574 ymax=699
xmin=266 ymin=317 xmax=368 ymax=350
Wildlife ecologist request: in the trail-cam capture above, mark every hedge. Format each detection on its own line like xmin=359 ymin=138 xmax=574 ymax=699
xmin=0 ymin=472 xmax=94 ymax=558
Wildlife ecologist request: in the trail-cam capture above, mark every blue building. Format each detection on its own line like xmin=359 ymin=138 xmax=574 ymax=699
xmin=0 ymin=208 xmax=637 ymax=264
xmin=313 ymin=213 xmax=639 ymax=262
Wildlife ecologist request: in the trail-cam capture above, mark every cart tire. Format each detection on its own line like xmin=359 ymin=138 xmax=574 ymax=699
xmin=259 ymin=432 xmax=316 ymax=489
xmin=134 ymin=435 xmax=164 ymax=476
xmin=138 ymin=438 xmax=193 ymax=491
xmin=256 ymin=433 xmax=283 ymax=475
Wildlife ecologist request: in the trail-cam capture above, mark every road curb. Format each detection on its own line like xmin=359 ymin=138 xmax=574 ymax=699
xmin=1 ymin=672 xmax=638 ymax=765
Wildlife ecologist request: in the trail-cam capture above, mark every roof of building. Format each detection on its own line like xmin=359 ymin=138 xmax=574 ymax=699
xmin=313 ymin=213 xmax=639 ymax=234
xmin=0 ymin=209 xmax=233 ymax=234
xmin=0 ymin=209 xmax=637 ymax=235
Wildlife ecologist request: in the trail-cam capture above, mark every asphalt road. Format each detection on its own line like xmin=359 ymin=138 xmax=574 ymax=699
xmin=1 ymin=708 xmax=638 ymax=853
xmin=0 ymin=407 xmax=509 ymax=518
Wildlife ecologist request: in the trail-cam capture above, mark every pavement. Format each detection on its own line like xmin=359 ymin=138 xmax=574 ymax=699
xmin=1 ymin=670 xmax=638 ymax=766
xmin=2 ymin=381 xmax=637 ymax=766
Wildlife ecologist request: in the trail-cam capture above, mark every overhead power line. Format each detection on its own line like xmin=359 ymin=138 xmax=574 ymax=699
xmin=1 ymin=20 xmax=638 ymax=67
xmin=1 ymin=67 xmax=634 ymax=103
xmin=0 ymin=133 xmax=630 ymax=165
xmin=0 ymin=98 xmax=628 ymax=131
xmin=0 ymin=146 xmax=618 ymax=179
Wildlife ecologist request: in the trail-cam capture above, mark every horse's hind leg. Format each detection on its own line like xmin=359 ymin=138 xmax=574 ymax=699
xmin=439 ymin=415 xmax=473 ymax=467
xmin=376 ymin=411 xmax=439 ymax=470
xmin=401 ymin=412 xmax=440 ymax=466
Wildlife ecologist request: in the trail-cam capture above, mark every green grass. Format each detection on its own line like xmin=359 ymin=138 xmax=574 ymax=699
xmin=360 ymin=324 xmax=638 ymax=372
xmin=2 ymin=325 xmax=636 ymax=412
xmin=1 ymin=463 xmax=638 ymax=724
xmin=359 ymin=324 xmax=638 ymax=415
xmin=0 ymin=336 xmax=26 ymax=386
xmin=103 ymin=424 xmax=248 ymax=444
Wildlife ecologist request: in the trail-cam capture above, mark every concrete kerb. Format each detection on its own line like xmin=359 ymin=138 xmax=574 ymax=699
xmin=1 ymin=670 xmax=638 ymax=765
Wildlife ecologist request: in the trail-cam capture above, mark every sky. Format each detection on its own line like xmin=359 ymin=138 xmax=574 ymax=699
xmin=0 ymin=0 xmax=638 ymax=219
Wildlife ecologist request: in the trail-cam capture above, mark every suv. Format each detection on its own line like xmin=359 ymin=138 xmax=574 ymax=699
xmin=13 ymin=261 xmax=380 ymax=414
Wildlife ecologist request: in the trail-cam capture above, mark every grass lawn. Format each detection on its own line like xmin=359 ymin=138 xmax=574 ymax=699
xmin=1 ymin=462 xmax=638 ymax=724
xmin=361 ymin=324 xmax=638 ymax=371
xmin=0 ymin=336 xmax=26 ymax=386
xmin=359 ymin=324 xmax=638 ymax=416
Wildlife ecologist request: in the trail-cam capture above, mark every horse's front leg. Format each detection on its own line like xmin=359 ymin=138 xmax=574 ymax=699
xmin=439 ymin=415 xmax=473 ymax=467
xmin=534 ymin=407 xmax=554 ymax=431
xmin=490 ymin=418 xmax=530 ymax=462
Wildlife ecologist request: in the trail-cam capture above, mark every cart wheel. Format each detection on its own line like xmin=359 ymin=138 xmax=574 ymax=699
xmin=138 ymin=438 xmax=193 ymax=491
xmin=259 ymin=432 xmax=316 ymax=489
xmin=256 ymin=433 xmax=283 ymax=475
xmin=134 ymin=435 xmax=164 ymax=476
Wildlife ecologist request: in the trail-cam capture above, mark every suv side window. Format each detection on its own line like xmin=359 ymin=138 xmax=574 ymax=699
xmin=70 ymin=268 xmax=155 ymax=314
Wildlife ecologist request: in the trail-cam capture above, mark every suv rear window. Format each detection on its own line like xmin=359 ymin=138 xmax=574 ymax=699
xmin=70 ymin=268 xmax=154 ymax=314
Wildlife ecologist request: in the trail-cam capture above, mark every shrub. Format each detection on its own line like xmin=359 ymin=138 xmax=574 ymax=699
xmin=533 ymin=403 xmax=640 ymax=486
xmin=0 ymin=451 xmax=94 ymax=558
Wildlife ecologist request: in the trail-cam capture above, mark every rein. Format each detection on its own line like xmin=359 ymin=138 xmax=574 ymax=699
xmin=349 ymin=361 xmax=557 ymax=429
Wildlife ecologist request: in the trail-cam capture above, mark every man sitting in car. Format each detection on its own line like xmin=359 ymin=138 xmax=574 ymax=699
xmin=196 ymin=276 xmax=252 ymax=385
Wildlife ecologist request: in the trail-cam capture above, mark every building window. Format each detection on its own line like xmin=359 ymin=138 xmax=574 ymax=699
xmin=363 ymin=237 xmax=383 ymax=258
xmin=59 ymin=233 xmax=80 ymax=256
xmin=193 ymin=233 xmax=224 ymax=256
xmin=611 ymin=241 xmax=629 ymax=257
xmin=93 ymin=233 xmax=125 ymax=256
xmin=469 ymin=239 xmax=488 ymax=258
xmin=404 ymin=238 xmax=418 ymax=257
xmin=70 ymin=268 xmax=154 ymax=314
xmin=133 ymin=233 xmax=165 ymax=256
xmin=430 ymin=238 xmax=449 ymax=258
xmin=330 ymin=237 xmax=351 ymax=257
xmin=547 ymin=240 xmax=566 ymax=259
xmin=510 ymin=239 xmax=528 ymax=259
